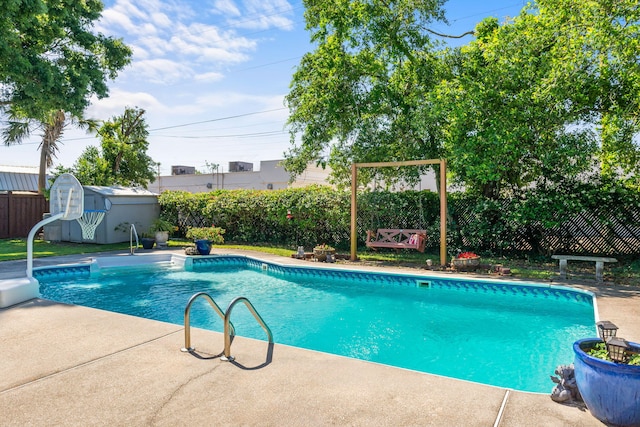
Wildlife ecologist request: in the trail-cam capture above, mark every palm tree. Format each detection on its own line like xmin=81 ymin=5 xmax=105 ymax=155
xmin=2 ymin=108 xmax=98 ymax=193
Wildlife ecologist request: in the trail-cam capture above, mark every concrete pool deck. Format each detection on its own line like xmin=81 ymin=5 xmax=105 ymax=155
xmin=1 ymin=248 xmax=638 ymax=426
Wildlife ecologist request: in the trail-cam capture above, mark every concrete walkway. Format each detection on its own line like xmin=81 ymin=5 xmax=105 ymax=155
xmin=2 ymin=249 xmax=637 ymax=426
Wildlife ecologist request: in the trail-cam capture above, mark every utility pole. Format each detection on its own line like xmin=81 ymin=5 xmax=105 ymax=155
xmin=156 ymin=162 xmax=162 ymax=192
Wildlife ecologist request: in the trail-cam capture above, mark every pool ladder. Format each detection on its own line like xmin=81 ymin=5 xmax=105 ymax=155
xmin=181 ymin=292 xmax=273 ymax=362
xmin=129 ymin=223 xmax=139 ymax=255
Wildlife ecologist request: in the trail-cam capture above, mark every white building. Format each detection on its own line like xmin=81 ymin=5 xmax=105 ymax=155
xmin=147 ymin=160 xmax=332 ymax=193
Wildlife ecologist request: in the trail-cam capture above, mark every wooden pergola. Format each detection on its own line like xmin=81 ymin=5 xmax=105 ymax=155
xmin=350 ymin=159 xmax=448 ymax=266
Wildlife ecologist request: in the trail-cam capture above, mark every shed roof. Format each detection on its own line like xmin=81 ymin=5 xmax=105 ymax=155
xmin=83 ymin=186 xmax=158 ymax=197
xmin=0 ymin=166 xmax=40 ymax=192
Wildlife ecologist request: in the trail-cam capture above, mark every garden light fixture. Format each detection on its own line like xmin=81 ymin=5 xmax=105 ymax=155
xmin=606 ymin=336 xmax=630 ymax=363
xmin=596 ymin=320 xmax=618 ymax=342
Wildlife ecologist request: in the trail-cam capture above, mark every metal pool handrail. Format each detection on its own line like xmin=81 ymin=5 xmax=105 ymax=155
xmin=129 ymin=223 xmax=139 ymax=255
xmin=181 ymin=292 xmax=236 ymax=352
xmin=222 ymin=296 xmax=273 ymax=362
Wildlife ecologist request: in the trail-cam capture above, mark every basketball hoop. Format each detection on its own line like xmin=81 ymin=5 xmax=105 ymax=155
xmin=27 ymin=173 xmax=85 ymax=278
xmin=76 ymin=210 xmax=106 ymax=240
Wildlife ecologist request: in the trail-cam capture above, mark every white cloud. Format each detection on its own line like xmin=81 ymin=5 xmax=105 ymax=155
xmin=86 ymin=89 xmax=165 ymax=119
xmin=230 ymin=0 xmax=294 ymax=31
xmin=168 ymin=23 xmax=256 ymax=63
xmin=150 ymin=12 xmax=173 ymax=28
xmin=96 ymin=0 xmax=270 ymax=84
xmin=136 ymin=35 xmax=175 ymax=58
xmin=213 ymin=0 xmax=241 ymax=17
xmin=129 ymin=59 xmax=194 ymax=84
xmin=194 ymin=72 xmax=225 ymax=82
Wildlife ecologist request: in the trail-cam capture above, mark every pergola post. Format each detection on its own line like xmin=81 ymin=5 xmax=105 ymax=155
xmin=439 ymin=159 xmax=447 ymax=266
xmin=350 ymin=163 xmax=358 ymax=261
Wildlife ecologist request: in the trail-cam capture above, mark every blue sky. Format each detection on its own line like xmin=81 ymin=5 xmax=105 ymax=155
xmin=0 ymin=0 xmax=528 ymax=175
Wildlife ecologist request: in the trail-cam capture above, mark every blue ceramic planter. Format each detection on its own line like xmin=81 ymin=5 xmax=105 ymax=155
xmin=195 ymin=239 xmax=211 ymax=255
xmin=573 ymin=338 xmax=640 ymax=427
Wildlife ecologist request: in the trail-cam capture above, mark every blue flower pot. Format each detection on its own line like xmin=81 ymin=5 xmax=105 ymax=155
xmin=195 ymin=239 xmax=211 ymax=255
xmin=573 ymin=338 xmax=640 ymax=427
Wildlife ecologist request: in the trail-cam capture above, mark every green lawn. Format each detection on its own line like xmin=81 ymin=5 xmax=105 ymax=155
xmin=1 ymin=238 xmax=637 ymax=285
xmin=0 ymin=238 xmax=132 ymax=261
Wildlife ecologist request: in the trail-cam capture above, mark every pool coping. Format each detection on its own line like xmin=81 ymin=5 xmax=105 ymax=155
xmin=2 ymin=248 xmax=637 ymax=426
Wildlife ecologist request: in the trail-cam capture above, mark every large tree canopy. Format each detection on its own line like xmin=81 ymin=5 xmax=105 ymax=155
xmin=286 ymin=0 xmax=640 ymax=193
xmin=0 ymin=0 xmax=132 ymax=119
xmin=285 ymin=0 xmax=448 ymax=185
xmin=440 ymin=0 xmax=640 ymax=196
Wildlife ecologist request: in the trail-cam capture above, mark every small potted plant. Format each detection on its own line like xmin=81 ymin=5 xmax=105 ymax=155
xmin=150 ymin=218 xmax=175 ymax=248
xmin=186 ymin=225 xmax=225 ymax=255
xmin=451 ymin=251 xmax=481 ymax=271
xmin=313 ymin=243 xmax=335 ymax=262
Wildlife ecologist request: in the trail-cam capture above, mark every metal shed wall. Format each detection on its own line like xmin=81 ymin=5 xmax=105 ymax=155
xmin=57 ymin=186 xmax=159 ymax=244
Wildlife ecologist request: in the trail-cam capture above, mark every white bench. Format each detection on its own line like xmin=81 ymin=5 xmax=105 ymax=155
xmin=551 ymin=255 xmax=618 ymax=283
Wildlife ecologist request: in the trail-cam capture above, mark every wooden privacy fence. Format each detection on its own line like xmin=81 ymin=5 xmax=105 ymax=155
xmin=0 ymin=192 xmax=48 ymax=239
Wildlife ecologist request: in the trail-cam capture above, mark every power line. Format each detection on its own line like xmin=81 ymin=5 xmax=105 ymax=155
xmin=149 ymin=108 xmax=287 ymax=132
xmin=155 ymin=130 xmax=285 ymax=139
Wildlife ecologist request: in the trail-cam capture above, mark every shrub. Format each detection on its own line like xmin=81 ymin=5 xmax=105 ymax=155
xmin=185 ymin=226 xmax=225 ymax=244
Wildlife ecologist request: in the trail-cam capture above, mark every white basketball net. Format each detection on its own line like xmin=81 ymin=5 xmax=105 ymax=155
xmin=76 ymin=210 xmax=106 ymax=240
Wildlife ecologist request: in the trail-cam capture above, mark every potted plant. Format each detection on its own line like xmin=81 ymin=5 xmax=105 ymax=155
xmin=313 ymin=243 xmax=335 ymax=262
xmin=451 ymin=251 xmax=481 ymax=271
xmin=573 ymin=338 xmax=640 ymax=426
xmin=150 ymin=218 xmax=175 ymax=248
xmin=140 ymin=233 xmax=155 ymax=250
xmin=186 ymin=225 xmax=225 ymax=255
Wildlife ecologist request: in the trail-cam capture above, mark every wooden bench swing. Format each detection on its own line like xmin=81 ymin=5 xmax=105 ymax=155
xmin=364 ymin=181 xmax=427 ymax=253
xmin=365 ymin=228 xmax=427 ymax=252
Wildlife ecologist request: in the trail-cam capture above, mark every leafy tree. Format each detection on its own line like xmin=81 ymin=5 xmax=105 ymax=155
xmin=541 ymin=0 xmax=640 ymax=184
xmin=0 ymin=0 xmax=132 ymax=193
xmin=0 ymin=0 xmax=132 ymax=118
xmin=70 ymin=146 xmax=113 ymax=186
xmin=285 ymin=0 xmax=449 ymax=186
xmin=2 ymin=108 xmax=98 ymax=193
xmin=70 ymin=107 xmax=156 ymax=188
xmin=287 ymin=0 xmax=640 ymax=193
xmin=438 ymin=1 xmax=640 ymax=196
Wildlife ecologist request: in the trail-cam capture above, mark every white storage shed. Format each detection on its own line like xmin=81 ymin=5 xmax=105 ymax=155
xmin=57 ymin=186 xmax=160 ymax=244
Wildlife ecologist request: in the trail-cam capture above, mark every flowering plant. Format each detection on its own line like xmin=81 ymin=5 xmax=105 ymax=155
xmin=185 ymin=225 xmax=225 ymax=244
xmin=314 ymin=243 xmax=335 ymax=251
xmin=457 ymin=251 xmax=479 ymax=259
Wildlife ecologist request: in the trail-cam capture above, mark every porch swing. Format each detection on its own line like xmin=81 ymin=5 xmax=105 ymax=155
xmin=364 ymin=179 xmax=427 ymax=253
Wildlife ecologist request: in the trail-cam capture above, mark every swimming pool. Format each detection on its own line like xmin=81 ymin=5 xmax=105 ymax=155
xmin=36 ymin=255 xmax=596 ymax=393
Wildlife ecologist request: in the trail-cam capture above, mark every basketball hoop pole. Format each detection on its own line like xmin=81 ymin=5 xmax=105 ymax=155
xmin=26 ymin=213 xmax=64 ymax=278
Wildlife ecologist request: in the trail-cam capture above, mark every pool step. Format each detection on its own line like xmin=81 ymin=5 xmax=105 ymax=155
xmin=0 ymin=277 xmax=39 ymax=308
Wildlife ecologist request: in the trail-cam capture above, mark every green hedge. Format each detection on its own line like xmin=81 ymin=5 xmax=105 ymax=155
xmin=158 ymin=179 xmax=640 ymax=256
xmin=159 ymin=186 xmax=352 ymax=249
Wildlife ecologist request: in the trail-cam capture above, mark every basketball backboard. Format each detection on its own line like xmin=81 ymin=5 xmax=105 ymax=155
xmin=49 ymin=173 xmax=84 ymax=220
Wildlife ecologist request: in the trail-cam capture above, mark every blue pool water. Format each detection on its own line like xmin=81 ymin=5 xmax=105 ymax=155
xmin=37 ymin=258 xmax=595 ymax=393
